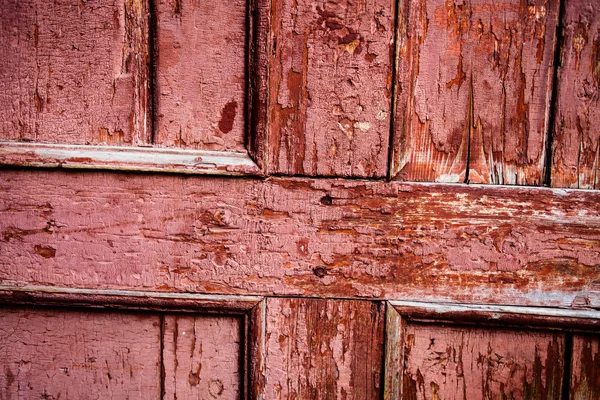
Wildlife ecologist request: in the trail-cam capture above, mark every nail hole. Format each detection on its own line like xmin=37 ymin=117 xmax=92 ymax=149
xmin=313 ymin=266 xmax=327 ymax=278
xmin=320 ymin=195 xmax=333 ymax=205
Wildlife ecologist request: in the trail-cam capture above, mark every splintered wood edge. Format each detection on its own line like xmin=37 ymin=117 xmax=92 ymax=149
xmin=390 ymin=300 xmax=600 ymax=331
xmin=0 ymin=142 xmax=263 ymax=176
xmin=0 ymin=285 xmax=263 ymax=313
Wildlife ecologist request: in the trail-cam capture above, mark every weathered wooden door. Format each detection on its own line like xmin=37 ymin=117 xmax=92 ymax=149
xmin=1 ymin=0 xmax=599 ymax=399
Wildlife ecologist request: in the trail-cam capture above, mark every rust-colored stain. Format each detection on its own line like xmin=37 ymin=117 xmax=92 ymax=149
xmin=218 ymin=100 xmax=238 ymax=134
xmin=34 ymin=245 xmax=56 ymax=258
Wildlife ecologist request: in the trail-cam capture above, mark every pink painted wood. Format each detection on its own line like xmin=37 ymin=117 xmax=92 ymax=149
xmin=162 ymin=314 xmax=242 ymax=399
xmin=551 ymin=0 xmax=600 ymax=189
xmin=268 ymin=0 xmax=395 ymax=178
xmin=393 ymin=0 xmax=559 ymax=185
xmin=0 ymin=0 xmax=150 ymax=145
xmin=1 ymin=170 xmax=599 ymax=307
xmin=400 ymin=322 xmax=565 ymax=399
xmin=154 ymin=0 xmax=247 ymax=152
xmin=263 ymin=298 xmax=384 ymax=399
xmin=0 ymin=306 xmax=161 ymax=399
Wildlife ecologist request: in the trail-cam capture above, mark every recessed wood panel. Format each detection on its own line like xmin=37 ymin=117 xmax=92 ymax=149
xmin=393 ymin=0 xmax=559 ymax=184
xmin=263 ymin=298 xmax=384 ymax=399
xmin=269 ymin=0 xmax=395 ymax=178
xmin=0 ymin=0 xmax=150 ymax=145
xmin=154 ymin=0 xmax=247 ymax=152
xmin=551 ymin=0 xmax=600 ymax=189
xmin=400 ymin=323 xmax=565 ymax=399
xmin=571 ymin=335 xmax=600 ymax=400
xmin=0 ymin=307 xmax=161 ymax=399
xmin=162 ymin=314 xmax=242 ymax=399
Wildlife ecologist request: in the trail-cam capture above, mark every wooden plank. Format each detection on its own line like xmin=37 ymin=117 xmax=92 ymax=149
xmin=0 ymin=285 xmax=262 ymax=313
xmin=571 ymin=335 xmax=600 ymax=400
xmin=1 ymin=171 xmax=599 ymax=307
xmin=263 ymin=298 xmax=384 ymax=399
xmin=400 ymin=323 xmax=565 ymax=399
xmin=0 ymin=142 xmax=262 ymax=176
xmin=249 ymin=300 xmax=267 ymax=400
xmin=268 ymin=0 xmax=395 ymax=178
xmin=0 ymin=306 xmax=160 ymax=399
xmin=384 ymin=303 xmax=404 ymax=400
xmin=0 ymin=0 xmax=150 ymax=145
xmin=551 ymin=0 xmax=600 ymax=189
xmin=393 ymin=0 xmax=559 ymax=184
xmin=162 ymin=314 xmax=242 ymax=399
xmin=154 ymin=0 xmax=247 ymax=152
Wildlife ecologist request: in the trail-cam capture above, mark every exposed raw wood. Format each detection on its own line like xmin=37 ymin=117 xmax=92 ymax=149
xmin=393 ymin=0 xmax=559 ymax=185
xmin=1 ymin=171 xmax=599 ymax=307
xmin=0 ymin=285 xmax=262 ymax=313
xmin=263 ymin=298 xmax=384 ymax=399
xmin=247 ymin=0 xmax=271 ymax=172
xmin=391 ymin=300 xmax=600 ymax=331
xmin=249 ymin=301 xmax=267 ymax=400
xmin=384 ymin=303 xmax=403 ymax=400
xmin=400 ymin=322 xmax=565 ymax=399
xmin=0 ymin=0 xmax=150 ymax=145
xmin=163 ymin=314 xmax=242 ymax=399
xmin=0 ymin=142 xmax=262 ymax=176
xmin=154 ymin=0 xmax=247 ymax=152
xmin=269 ymin=0 xmax=395 ymax=178
xmin=0 ymin=306 xmax=161 ymax=399
xmin=571 ymin=335 xmax=600 ymax=400
xmin=551 ymin=0 xmax=600 ymax=189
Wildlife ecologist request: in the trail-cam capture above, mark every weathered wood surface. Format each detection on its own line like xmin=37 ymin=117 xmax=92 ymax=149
xmin=269 ymin=0 xmax=395 ymax=178
xmin=393 ymin=0 xmax=559 ymax=185
xmin=0 ymin=306 xmax=161 ymax=399
xmin=163 ymin=314 xmax=242 ymax=399
xmin=154 ymin=0 xmax=247 ymax=152
xmin=551 ymin=0 xmax=600 ymax=189
xmin=1 ymin=170 xmax=599 ymax=307
xmin=399 ymin=323 xmax=565 ymax=399
xmin=0 ymin=0 xmax=150 ymax=145
xmin=263 ymin=298 xmax=384 ymax=399
xmin=570 ymin=335 xmax=600 ymax=400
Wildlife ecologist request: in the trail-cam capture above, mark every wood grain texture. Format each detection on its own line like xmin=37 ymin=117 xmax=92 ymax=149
xmin=0 ymin=0 xmax=150 ymax=146
xmin=269 ymin=0 xmax=395 ymax=178
xmin=154 ymin=0 xmax=247 ymax=152
xmin=400 ymin=323 xmax=565 ymax=399
xmin=162 ymin=314 xmax=242 ymax=400
xmin=393 ymin=0 xmax=559 ymax=184
xmin=384 ymin=303 xmax=404 ymax=400
xmin=570 ymin=335 xmax=600 ymax=400
xmin=0 ymin=170 xmax=599 ymax=307
xmin=263 ymin=298 xmax=384 ymax=399
xmin=551 ymin=0 xmax=600 ymax=189
xmin=0 ymin=306 xmax=160 ymax=399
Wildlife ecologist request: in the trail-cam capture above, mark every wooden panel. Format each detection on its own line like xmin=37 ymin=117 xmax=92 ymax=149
xmin=551 ymin=0 xmax=600 ymax=189
xmin=263 ymin=298 xmax=384 ymax=399
xmin=269 ymin=0 xmax=395 ymax=178
xmin=154 ymin=0 xmax=247 ymax=152
xmin=571 ymin=335 xmax=600 ymax=400
xmin=400 ymin=323 xmax=565 ymax=399
xmin=1 ymin=171 xmax=599 ymax=306
xmin=0 ymin=306 xmax=160 ymax=399
xmin=393 ymin=0 xmax=559 ymax=184
xmin=162 ymin=314 xmax=242 ymax=399
xmin=0 ymin=0 xmax=150 ymax=145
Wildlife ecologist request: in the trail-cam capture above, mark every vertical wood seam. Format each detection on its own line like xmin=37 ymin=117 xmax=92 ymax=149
xmin=387 ymin=0 xmax=402 ymax=181
xmin=148 ymin=0 xmax=157 ymax=145
xmin=561 ymin=333 xmax=573 ymax=400
xmin=545 ymin=0 xmax=567 ymax=187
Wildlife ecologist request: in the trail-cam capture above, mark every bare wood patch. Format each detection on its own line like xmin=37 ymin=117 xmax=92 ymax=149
xmin=570 ymin=335 xmax=600 ymax=400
